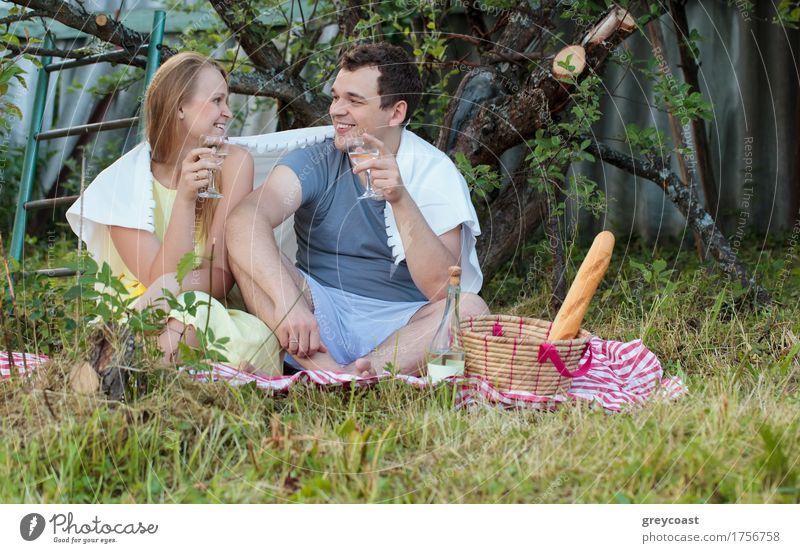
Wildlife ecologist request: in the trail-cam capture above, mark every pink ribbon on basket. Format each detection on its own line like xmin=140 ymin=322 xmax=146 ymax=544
xmin=537 ymin=342 xmax=593 ymax=378
xmin=492 ymin=321 xmax=504 ymax=337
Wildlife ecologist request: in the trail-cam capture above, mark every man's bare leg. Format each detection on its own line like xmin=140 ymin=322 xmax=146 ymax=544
xmin=348 ymin=293 xmax=489 ymax=376
xmin=230 ymin=255 xmax=351 ymax=373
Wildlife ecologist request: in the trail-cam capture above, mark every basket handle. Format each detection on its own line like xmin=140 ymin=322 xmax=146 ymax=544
xmin=537 ymin=342 xmax=593 ymax=378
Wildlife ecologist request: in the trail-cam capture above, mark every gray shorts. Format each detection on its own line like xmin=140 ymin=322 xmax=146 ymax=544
xmin=288 ymin=269 xmax=428 ymax=366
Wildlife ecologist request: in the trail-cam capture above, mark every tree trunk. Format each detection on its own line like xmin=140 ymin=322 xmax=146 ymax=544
xmin=332 ymin=0 xmax=368 ymax=38
xmin=646 ymin=19 xmax=705 ymax=261
xmin=669 ymin=0 xmax=720 ymax=221
xmin=475 ymin=166 xmax=547 ymax=282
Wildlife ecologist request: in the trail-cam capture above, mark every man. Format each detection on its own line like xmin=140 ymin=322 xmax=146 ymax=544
xmin=226 ymin=42 xmax=488 ymax=376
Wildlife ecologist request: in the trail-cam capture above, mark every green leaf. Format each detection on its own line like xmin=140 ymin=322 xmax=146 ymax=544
xmin=178 ymin=342 xmax=194 ymax=360
xmin=176 ymin=251 xmax=200 ymax=286
xmin=109 ymin=277 xmax=129 ymax=296
xmin=337 ymin=418 xmax=357 ymax=437
xmin=4 ymin=102 xmax=22 ymax=120
xmin=776 ymin=342 xmax=800 ymax=375
xmin=1 ymin=34 xmax=20 ymax=47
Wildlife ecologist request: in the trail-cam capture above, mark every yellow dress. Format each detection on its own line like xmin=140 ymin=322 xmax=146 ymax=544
xmin=106 ymin=178 xmax=282 ymax=375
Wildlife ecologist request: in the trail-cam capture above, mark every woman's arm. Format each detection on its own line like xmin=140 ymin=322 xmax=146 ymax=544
xmin=198 ymin=144 xmax=254 ymax=298
xmin=109 ymin=147 xmax=220 ymax=290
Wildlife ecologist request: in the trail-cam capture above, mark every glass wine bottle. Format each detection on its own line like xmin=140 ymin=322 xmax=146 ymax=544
xmin=426 ymin=265 xmax=465 ymax=382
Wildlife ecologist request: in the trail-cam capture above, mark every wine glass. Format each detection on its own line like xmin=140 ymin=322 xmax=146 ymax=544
xmin=345 ymin=135 xmax=382 ymax=200
xmin=198 ymin=134 xmax=227 ymax=199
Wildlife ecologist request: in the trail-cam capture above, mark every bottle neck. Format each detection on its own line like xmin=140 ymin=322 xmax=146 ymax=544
xmin=446 ymin=282 xmax=461 ymax=347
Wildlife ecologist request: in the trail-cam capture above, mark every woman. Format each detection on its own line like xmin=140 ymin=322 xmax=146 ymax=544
xmin=66 ymin=52 xmax=280 ymax=375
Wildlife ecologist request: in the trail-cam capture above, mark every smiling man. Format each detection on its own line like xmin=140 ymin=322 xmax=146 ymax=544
xmin=226 ymin=42 xmax=488 ymax=376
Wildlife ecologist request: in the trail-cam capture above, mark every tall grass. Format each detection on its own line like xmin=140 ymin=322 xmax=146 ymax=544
xmin=1 ymin=236 xmax=798 ymax=503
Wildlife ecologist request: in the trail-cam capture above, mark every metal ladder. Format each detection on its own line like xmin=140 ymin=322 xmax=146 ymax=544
xmin=9 ymin=10 xmax=166 ymax=273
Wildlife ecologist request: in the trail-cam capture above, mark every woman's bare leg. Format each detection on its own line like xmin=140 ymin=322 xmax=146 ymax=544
xmin=132 ymin=272 xmax=197 ymax=365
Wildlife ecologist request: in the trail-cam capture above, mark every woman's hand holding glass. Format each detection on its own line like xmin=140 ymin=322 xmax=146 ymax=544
xmin=197 ymin=134 xmax=228 ymax=199
xmin=179 ymin=147 xmax=220 ymax=202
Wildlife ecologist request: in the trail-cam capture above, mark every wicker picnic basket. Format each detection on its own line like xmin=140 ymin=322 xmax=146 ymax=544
xmin=460 ymin=314 xmax=592 ymax=395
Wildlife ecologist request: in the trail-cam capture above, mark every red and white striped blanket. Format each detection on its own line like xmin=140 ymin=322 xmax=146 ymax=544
xmin=0 ymin=338 xmax=686 ymax=412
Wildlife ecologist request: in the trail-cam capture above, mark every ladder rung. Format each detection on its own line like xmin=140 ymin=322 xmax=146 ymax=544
xmin=26 ymin=267 xmax=81 ymax=278
xmin=24 ymin=195 xmax=79 ymax=211
xmin=36 ymin=117 xmax=139 ymax=141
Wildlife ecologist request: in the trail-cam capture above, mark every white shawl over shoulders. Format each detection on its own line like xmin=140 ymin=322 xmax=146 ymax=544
xmin=65 ymin=142 xmax=155 ymax=268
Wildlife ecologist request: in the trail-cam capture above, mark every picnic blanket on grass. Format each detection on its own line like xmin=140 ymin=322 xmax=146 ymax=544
xmin=0 ymin=338 xmax=686 ymax=412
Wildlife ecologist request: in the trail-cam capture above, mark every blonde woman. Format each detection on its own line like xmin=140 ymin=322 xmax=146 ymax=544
xmin=66 ymin=52 xmax=280 ymax=375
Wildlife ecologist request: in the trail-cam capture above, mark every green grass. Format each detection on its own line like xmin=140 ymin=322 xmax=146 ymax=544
xmin=1 ymin=235 xmax=799 ymax=503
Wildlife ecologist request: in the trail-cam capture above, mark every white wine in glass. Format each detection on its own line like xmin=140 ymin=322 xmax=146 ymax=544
xmin=345 ymin=136 xmax=381 ymax=200
xmin=198 ymin=134 xmax=226 ymax=199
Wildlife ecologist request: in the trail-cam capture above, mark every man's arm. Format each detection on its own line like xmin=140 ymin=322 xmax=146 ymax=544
xmin=389 ymin=197 xmax=461 ymax=301
xmin=226 ymin=165 xmax=325 ymax=358
xmin=356 ymin=133 xmax=461 ymax=301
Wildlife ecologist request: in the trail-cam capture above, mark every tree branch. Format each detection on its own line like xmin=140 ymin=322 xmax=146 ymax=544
xmin=584 ymin=138 xmax=771 ymax=304
xmin=207 ymin=0 xmax=284 ymax=70
xmin=227 ymin=69 xmax=328 ymax=126
xmin=0 ymin=9 xmax=49 ymax=27
xmin=332 ymin=0 xmax=367 ymax=38
xmin=6 ymin=0 xmax=162 ymax=57
xmin=5 ymin=0 xmax=330 ymax=127
xmin=669 ymin=0 xmax=719 ymax=220
xmin=450 ymin=5 xmax=639 ymax=165
xmin=646 ymin=18 xmax=705 ymax=261
xmin=2 ymin=41 xmax=148 ymax=68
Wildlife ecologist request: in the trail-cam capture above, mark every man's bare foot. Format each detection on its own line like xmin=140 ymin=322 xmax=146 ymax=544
xmin=339 ymin=358 xmax=378 ymax=378
xmin=347 ymin=358 xmax=390 ymax=378
xmin=354 ymin=358 xmax=373 ymax=378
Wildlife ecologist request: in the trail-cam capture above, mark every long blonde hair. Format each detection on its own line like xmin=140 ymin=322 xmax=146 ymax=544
xmin=144 ymin=52 xmax=228 ymax=241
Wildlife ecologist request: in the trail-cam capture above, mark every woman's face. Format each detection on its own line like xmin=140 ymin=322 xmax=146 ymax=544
xmin=178 ymin=66 xmax=232 ymax=143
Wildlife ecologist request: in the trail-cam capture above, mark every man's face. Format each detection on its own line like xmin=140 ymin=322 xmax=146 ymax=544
xmin=329 ymin=66 xmax=397 ymax=150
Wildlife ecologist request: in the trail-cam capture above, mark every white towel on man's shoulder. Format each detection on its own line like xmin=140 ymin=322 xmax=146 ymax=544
xmin=390 ymin=129 xmax=483 ymax=293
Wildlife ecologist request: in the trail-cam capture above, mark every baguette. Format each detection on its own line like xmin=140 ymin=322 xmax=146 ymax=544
xmin=549 ymin=231 xmax=615 ymax=340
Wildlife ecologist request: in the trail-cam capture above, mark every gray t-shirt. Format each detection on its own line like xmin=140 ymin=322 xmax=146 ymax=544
xmin=277 ymin=139 xmax=426 ymax=303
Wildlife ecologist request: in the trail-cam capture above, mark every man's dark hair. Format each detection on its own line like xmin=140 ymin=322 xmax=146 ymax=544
xmin=340 ymin=42 xmax=423 ymax=125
